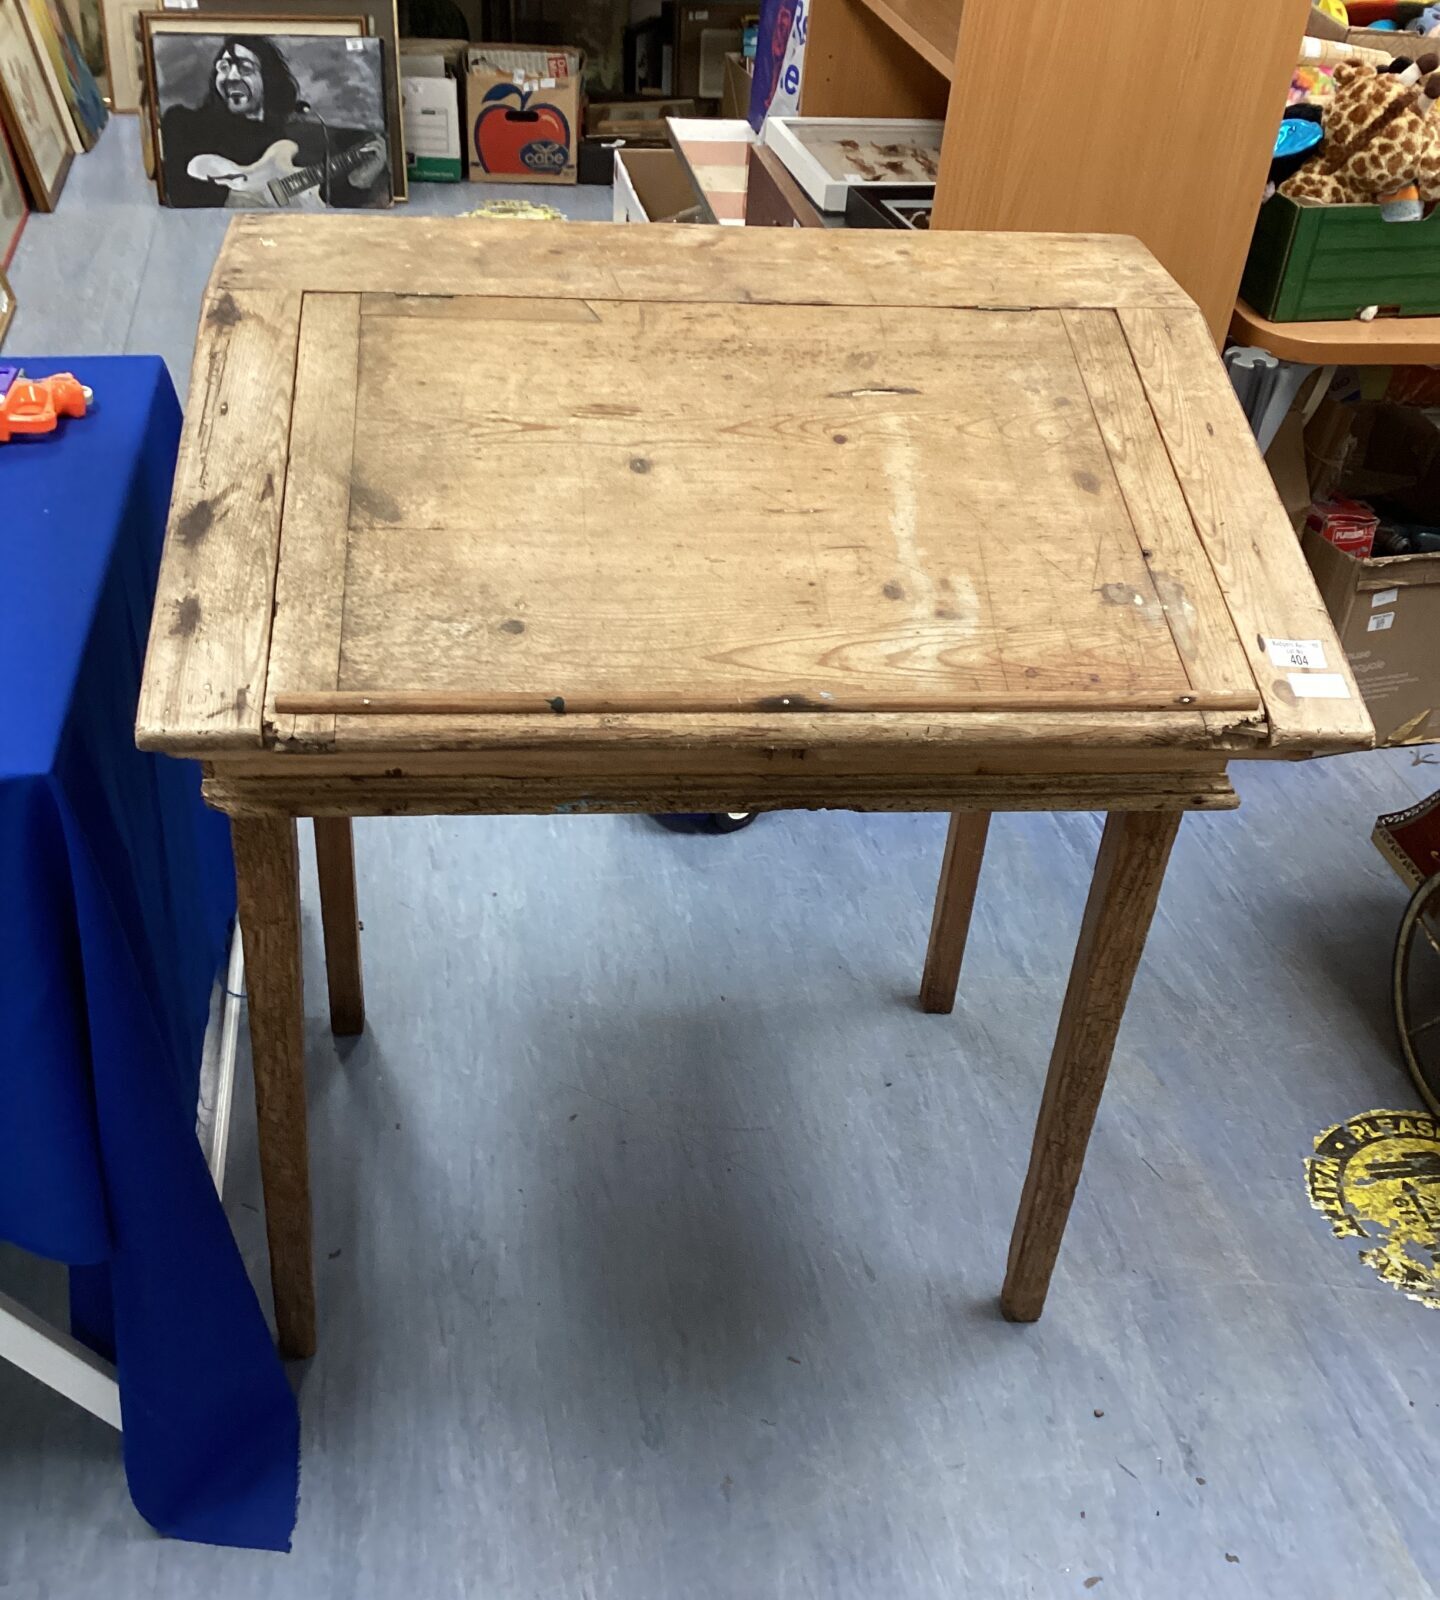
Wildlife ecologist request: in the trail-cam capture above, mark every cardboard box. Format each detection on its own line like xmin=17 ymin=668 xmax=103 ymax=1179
xmin=1302 ymin=530 xmax=1440 ymax=746
xmin=1347 ymin=26 xmax=1434 ymax=58
xmin=401 ymin=42 xmax=467 ymax=182
xmin=1296 ymin=397 xmax=1440 ymax=747
xmin=403 ymin=75 xmax=464 ymax=182
xmin=613 ymin=146 xmax=701 ymax=222
xmin=721 ymin=51 xmax=751 ymax=119
xmin=1305 ymin=3 xmax=1348 ymax=40
xmin=466 ymin=44 xmax=584 ymax=184
xmin=667 ymin=116 xmax=752 ymax=223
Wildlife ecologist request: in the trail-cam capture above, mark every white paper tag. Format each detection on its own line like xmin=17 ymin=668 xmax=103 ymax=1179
xmin=1289 ymin=672 xmax=1351 ymax=699
xmin=163 ymin=0 xmax=199 ymax=9
xmin=345 ymin=36 xmax=363 ymax=49
xmin=1372 ymin=588 xmax=1399 ymax=607
xmin=1368 ymin=611 xmax=1396 ymax=632
xmin=1266 ymin=637 xmax=1327 ymax=670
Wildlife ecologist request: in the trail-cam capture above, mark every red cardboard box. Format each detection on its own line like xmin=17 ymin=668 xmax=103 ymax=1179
xmin=466 ymin=45 xmax=585 ymax=184
xmin=1306 ymin=497 xmax=1379 ymax=559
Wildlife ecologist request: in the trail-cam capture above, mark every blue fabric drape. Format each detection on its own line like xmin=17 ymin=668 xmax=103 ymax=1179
xmin=0 ymin=357 xmax=298 ymax=1550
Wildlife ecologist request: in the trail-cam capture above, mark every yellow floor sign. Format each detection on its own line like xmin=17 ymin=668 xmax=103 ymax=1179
xmin=1306 ymin=1110 xmax=1440 ymax=1308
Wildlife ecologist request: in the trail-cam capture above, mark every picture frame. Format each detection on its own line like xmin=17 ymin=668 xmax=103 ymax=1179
xmin=0 ymin=263 xmax=14 ymax=348
xmin=100 ymin=0 xmax=158 ymax=112
xmin=145 ymin=24 xmax=390 ymax=210
xmin=183 ymin=0 xmax=402 ymax=198
xmin=143 ymin=13 xmax=368 ymax=203
xmin=0 ymin=0 xmax=73 ymax=209
xmin=761 ymin=116 xmax=942 ymax=214
xmin=0 ymin=119 xmax=28 ymax=261
xmin=19 ymin=0 xmax=105 ymax=149
xmin=843 ymin=182 xmax=935 ymax=232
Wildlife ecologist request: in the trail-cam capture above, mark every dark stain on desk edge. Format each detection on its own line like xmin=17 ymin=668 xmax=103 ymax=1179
xmin=177 ymin=500 xmax=215 ymax=547
xmin=171 ymin=595 xmax=201 ymax=637
xmin=207 ymin=292 xmax=241 ymax=329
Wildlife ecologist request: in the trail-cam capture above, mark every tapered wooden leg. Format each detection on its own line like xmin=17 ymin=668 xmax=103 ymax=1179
xmin=231 ymin=814 xmax=315 ymax=1359
xmin=313 ymin=817 xmax=365 ymax=1037
xmin=920 ymin=811 xmax=991 ymax=1014
xmin=1001 ymin=810 xmax=1182 ymax=1323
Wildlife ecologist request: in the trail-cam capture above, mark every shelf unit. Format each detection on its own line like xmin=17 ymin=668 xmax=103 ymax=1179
xmin=801 ymin=0 xmax=1310 ymax=343
xmin=1232 ymin=299 xmax=1440 ymax=366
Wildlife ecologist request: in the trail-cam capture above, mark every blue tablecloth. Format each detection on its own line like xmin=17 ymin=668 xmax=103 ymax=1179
xmin=0 ymin=357 xmax=298 ymax=1550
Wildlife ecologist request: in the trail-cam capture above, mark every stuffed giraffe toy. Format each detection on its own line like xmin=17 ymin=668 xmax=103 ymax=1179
xmin=1282 ymin=56 xmax=1440 ymax=217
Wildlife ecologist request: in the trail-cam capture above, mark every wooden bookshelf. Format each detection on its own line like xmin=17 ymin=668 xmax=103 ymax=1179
xmin=852 ymin=0 xmax=959 ymax=77
xmin=802 ymin=0 xmax=1310 ymax=344
xmin=1232 ymin=300 xmax=1440 ymax=366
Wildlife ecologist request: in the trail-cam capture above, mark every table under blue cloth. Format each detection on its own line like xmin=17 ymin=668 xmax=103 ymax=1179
xmin=0 ymin=357 xmax=298 ymax=1550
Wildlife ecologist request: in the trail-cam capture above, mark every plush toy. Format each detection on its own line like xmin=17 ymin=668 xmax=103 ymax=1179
xmin=1281 ymin=56 xmax=1440 ymax=211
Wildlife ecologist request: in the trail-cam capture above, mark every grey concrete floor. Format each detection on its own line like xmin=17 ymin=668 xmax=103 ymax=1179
xmin=4 ymin=115 xmax=1440 ymax=1600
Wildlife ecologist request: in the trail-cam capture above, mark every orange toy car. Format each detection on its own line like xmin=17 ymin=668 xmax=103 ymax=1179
xmin=0 ymin=371 xmax=92 ymax=443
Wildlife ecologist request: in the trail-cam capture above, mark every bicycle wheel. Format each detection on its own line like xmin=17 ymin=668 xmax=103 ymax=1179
xmin=1393 ymin=871 xmax=1440 ymax=1117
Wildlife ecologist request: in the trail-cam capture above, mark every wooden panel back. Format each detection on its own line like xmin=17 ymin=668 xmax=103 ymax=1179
xmin=932 ymin=0 xmax=1310 ymax=342
xmin=268 ymin=295 xmax=1218 ymax=720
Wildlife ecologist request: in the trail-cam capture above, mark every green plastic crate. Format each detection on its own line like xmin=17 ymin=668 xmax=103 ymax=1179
xmin=1240 ymin=192 xmax=1440 ymax=322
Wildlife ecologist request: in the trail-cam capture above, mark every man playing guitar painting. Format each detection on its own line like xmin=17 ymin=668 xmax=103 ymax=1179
xmin=160 ymin=37 xmax=389 ymax=209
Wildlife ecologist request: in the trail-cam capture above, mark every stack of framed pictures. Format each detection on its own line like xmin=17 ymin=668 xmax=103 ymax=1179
xmin=0 ymin=0 xmax=106 ymax=210
xmin=100 ymin=0 xmax=403 ymax=208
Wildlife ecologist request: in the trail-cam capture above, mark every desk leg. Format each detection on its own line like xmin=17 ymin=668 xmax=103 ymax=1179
xmin=313 ymin=818 xmax=365 ymax=1037
xmin=920 ymin=811 xmax=990 ymax=1014
xmin=232 ymin=814 xmax=315 ymax=1359
xmin=1001 ymin=810 xmax=1181 ymax=1323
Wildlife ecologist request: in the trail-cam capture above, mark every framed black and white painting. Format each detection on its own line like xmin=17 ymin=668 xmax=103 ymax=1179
xmin=146 ymin=24 xmax=391 ymax=209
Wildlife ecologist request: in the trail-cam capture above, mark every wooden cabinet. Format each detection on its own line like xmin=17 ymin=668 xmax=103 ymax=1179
xmin=801 ymin=0 xmax=1309 ymax=343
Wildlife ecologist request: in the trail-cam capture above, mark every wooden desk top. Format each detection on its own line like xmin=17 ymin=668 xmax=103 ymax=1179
xmin=137 ymin=218 xmax=1372 ymax=764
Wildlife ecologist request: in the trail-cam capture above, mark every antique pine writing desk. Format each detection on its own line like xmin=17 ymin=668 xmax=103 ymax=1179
xmin=138 ymin=218 xmax=1372 ymax=1359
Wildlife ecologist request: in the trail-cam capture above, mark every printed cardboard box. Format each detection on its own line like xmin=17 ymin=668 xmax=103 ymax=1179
xmin=466 ymin=44 xmax=584 ymax=184
xmin=401 ymin=40 xmax=467 ymax=182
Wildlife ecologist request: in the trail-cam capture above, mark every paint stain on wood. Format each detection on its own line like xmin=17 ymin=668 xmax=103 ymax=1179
xmin=832 ymin=433 xmax=848 ymax=444
xmin=177 ymin=499 xmax=215 ymax=547
xmin=171 ymin=595 xmax=202 ymax=636
xmin=629 ymin=456 xmax=652 ymax=474
xmin=351 ymin=482 xmax=402 ymax=524
xmin=206 ymin=292 xmax=241 ymax=329
xmin=499 ymin=618 xmax=526 ymax=635
xmin=1073 ymin=469 xmax=1101 ymax=495
xmin=882 ymin=581 xmax=905 ymax=600
xmin=259 ymin=471 xmax=275 ymax=503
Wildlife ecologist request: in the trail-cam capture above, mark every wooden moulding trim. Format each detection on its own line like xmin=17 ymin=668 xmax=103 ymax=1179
xmin=272 ymin=689 xmax=1262 ymax=718
xmin=201 ymin=770 xmax=1240 ymax=819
